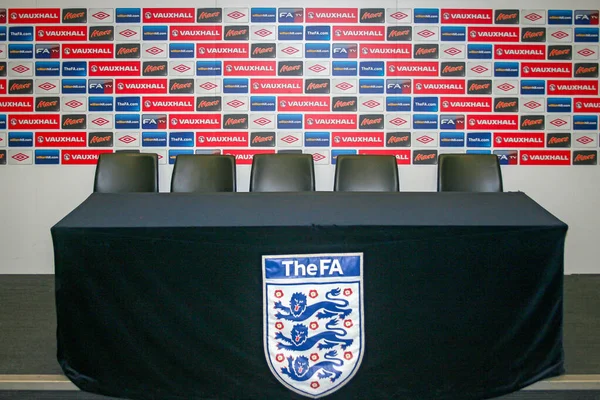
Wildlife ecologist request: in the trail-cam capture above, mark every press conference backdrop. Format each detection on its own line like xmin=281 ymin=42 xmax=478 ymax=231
xmin=0 ymin=0 xmax=598 ymax=273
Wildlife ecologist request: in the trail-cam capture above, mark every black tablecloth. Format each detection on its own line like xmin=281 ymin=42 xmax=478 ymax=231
xmin=51 ymin=192 xmax=568 ymax=400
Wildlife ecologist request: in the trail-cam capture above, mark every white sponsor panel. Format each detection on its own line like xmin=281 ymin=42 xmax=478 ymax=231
xmin=412 ymin=132 xmax=439 ymax=147
xmin=278 ymin=131 xmax=302 ymax=147
xmin=387 ymin=8 xmax=412 ymax=24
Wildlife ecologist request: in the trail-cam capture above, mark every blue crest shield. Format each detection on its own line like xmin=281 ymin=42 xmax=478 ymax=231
xmin=263 ymin=253 xmax=364 ymax=398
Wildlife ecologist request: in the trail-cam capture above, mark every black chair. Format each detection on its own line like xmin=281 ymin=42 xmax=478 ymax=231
xmin=334 ymin=155 xmax=399 ymax=192
xmin=93 ymin=153 xmax=158 ymax=193
xmin=437 ymin=154 xmax=503 ymax=192
xmin=171 ymin=154 xmax=236 ymax=193
xmin=250 ymin=154 xmax=315 ymax=192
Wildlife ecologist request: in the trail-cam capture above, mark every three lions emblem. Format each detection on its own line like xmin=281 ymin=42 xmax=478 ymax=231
xmin=263 ymin=253 xmax=364 ymax=398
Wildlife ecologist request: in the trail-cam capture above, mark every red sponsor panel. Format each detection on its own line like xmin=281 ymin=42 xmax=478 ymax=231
xmin=360 ymin=44 xmax=411 ymax=59
xmin=36 ymin=26 xmax=87 ymax=41
xmin=170 ymin=26 xmax=222 ymax=41
xmin=0 ymin=80 xmax=7 ymax=95
xmin=224 ymin=61 xmax=276 ymax=76
xmin=331 ymin=26 xmax=385 ymax=41
xmin=142 ymin=96 xmax=195 ymax=112
xmin=494 ymin=133 xmax=545 ymax=148
xmin=251 ymin=79 xmax=303 ymax=94
xmin=521 ymin=63 xmax=572 ymax=78
xmin=574 ymin=98 xmax=600 ymax=113
xmin=89 ymin=62 xmax=141 ymax=77
xmin=36 ymin=132 xmax=87 ymax=148
xmin=387 ymin=61 xmax=439 ymax=77
xmin=441 ymin=9 xmax=493 ymax=24
xmin=413 ymin=79 xmax=466 ymax=95
xmin=116 ymin=79 xmax=168 ymax=94
xmin=547 ymin=80 xmax=598 ymax=96
xmin=222 ymin=149 xmax=275 ymax=164
xmin=332 ymin=132 xmax=384 ymax=147
xmin=306 ymin=115 xmax=357 ymax=130
xmin=358 ymin=149 xmax=411 ymax=164
xmin=520 ymin=150 xmax=571 ymax=166
xmin=196 ymin=132 xmax=249 ymax=147
xmin=440 ymin=97 xmax=492 ymax=112
xmin=494 ymin=45 xmax=546 ymax=60
xmin=169 ymin=114 xmax=221 ymax=129
xmin=9 ymin=114 xmax=60 ymax=130
xmin=467 ymin=115 xmax=519 ymax=130
xmin=278 ymin=96 xmax=330 ymax=112
xmin=9 ymin=8 xmax=60 ymax=23
xmin=143 ymin=8 xmax=195 ymax=23
xmin=0 ymin=97 xmax=33 ymax=112
xmin=62 ymin=44 xmax=114 ymax=59
xmin=468 ymin=27 xmax=520 ymax=42
xmin=305 ymin=8 xmax=358 ymax=23
xmin=62 ymin=150 xmax=112 ymax=165
xmin=197 ymin=43 xmax=249 ymax=58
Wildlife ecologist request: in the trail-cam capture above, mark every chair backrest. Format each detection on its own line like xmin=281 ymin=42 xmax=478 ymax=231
xmin=171 ymin=154 xmax=236 ymax=193
xmin=93 ymin=153 xmax=158 ymax=193
xmin=250 ymin=154 xmax=315 ymax=192
xmin=334 ymin=155 xmax=400 ymax=192
xmin=437 ymin=154 xmax=503 ymax=192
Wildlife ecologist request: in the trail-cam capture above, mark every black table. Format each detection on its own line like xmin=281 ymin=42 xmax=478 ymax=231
xmin=51 ymin=192 xmax=568 ymax=400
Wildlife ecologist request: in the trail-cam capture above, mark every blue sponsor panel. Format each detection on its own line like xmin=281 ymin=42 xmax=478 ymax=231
xmin=88 ymin=96 xmax=114 ymax=112
xmin=305 ymin=43 xmax=330 ymax=58
xmin=467 ymin=150 xmax=491 ymax=154
xmin=62 ymin=79 xmax=87 ymax=94
xmin=359 ymin=61 xmax=384 ymax=76
xmin=305 ymin=131 xmax=330 ymax=147
xmin=8 ymin=44 xmax=33 ymax=59
xmin=62 ymin=61 xmax=87 ymax=76
xmin=143 ymin=25 xmax=168 ymax=41
xmin=88 ymin=79 xmax=113 ymax=94
xmin=141 ymin=114 xmax=167 ymax=129
xmin=169 ymin=43 xmax=194 ymax=58
xmin=35 ymin=44 xmax=60 ymax=59
xmin=413 ymin=97 xmax=438 ymax=112
xmin=251 ymin=8 xmax=277 ymax=23
xmin=548 ymin=10 xmax=573 ymax=25
xmin=196 ymin=61 xmax=222 ymax=76
xmin=386 ymin=96 xmax=411 ymax=112
xmin=278 ymin=8 xmax=303 ymax=23
xmin=9 ymin=27 xmax=34 ymax=42
xmin=169 ymin=132 xmax=195 ymax=147
xmin=0 ymin=115 xmax=6 ymax=130
xmin=278 ymin=25 xmax=303 ymax=40
xmin=36 ymin=61 xmax=60 ymax=76
xmin=573 ymin=115 xmax=598 ymax=130
xmin=115 ymin=114 xmax=140 ymax=129
xmin=35 ymin=149 xmax=60 ymax=165
xmin=0 ymin=27 xmax=6 ymax=41
xmin=359 ymin=79 xmax=384 ymax=94
xmin=575 ymin=28 xmax=599 ymax=42
xmin=251 ymin=96 xmax=276 ymax=111
xmin=142 ymin=132 xmax=167 ymax=147
xmin=467 ymin=132 xmax=492 ymax=147
xmin=414 ymin=8 xmax=439 ymax=24
xmin=223 ymin=78 xmax=248 ymax=93
xmin=386 ymin=79 xmax=411 ymax=94
xmin=332 ymin=149 xmax=357 ymax=163
xmin=494 ymin=62 xmax=519 ymax=77
xmin=264 ymin=254 xmax=361 ymax=279
xmin=547 ymin=98 xmax=572 ymax=113
xmin=333 ymin=43 xmax=358 ymax=59
xmin=305 ymin=26 xmax=330 ymax=41
xmin=115 ymin=97 xmax=140 ymax=112
xmin=439 ymin=114 xmax=465 ymax=130
xmin=441 ymin=26 xmax=466 ymax=41
xmin=9 ymin=132 xmax=33 ymax=147
xmin=168 ymin=149 xmax=194 ymax=164
xmin=332 ymin=61 xmax=357 ymax=76
xmin=575 ymin=10 xmax=599 ymax=25
xmin=468 ymin=44 xmax=493 ymax=59
xmin=413 ymin=114 xmax=438 ymax=129
xmin=277 ymin=114 xmax=303 ymax=129
xmin=116 ymin=8 xmax=141 ymax=23
xmin=440 ymin=132 xmax=465 ymax=147
xmin=521 ymin=80 xmax=546 ymax=95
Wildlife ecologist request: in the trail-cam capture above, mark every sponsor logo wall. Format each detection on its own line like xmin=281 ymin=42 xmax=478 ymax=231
xmin=0 ymin=7 xmax=598 ymax=165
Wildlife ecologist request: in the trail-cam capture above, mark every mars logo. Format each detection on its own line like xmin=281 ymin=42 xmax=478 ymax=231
xmin=264 ymin=253 xmax=363 ymax=399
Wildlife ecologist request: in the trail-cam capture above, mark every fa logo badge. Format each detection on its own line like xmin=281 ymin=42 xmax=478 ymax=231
xmin=263 ymin=253 xmax=364 ymax=398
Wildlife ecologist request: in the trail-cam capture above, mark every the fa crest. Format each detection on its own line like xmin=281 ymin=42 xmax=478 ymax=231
xmin=263 ymin=253 xmax=364 ymax=398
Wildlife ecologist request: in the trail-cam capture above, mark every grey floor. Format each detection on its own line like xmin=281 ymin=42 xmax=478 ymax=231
xmin=0 ymin=275 xmax=599 ymax=399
